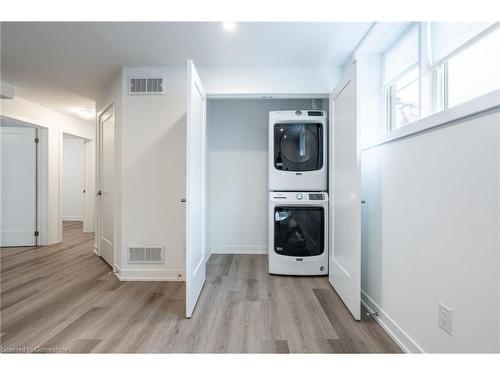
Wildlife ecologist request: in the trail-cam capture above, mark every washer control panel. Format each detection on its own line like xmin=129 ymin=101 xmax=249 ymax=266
xmin=270 ymin=192 xmax=328 ymax=202
xmin=308 ymin=193 xmax=325 ymax=200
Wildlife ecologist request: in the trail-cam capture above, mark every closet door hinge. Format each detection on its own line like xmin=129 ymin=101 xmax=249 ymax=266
xmin=34 ymin=231 xmax=39 ymax=237
xmin=34 ymin=137 xmax=39 ymax=143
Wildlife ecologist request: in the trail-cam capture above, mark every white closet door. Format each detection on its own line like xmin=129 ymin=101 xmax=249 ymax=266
xmin=328 ymin=62 xmax=361 ymax=320
xmin=0 ymin=126 xmax=37 ymax=247
xmin=185 ymin=60 xmax=207 ymax=318
xmin=98 ymin=106 xmax=115 ymax=267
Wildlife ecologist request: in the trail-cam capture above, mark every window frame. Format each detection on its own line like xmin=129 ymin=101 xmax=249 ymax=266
xmin=356 ymin=22 xmax=500 ymax=149
xmin=434 ymin=24 xmax=500 ymax=112
xmin=382 ymin=23 xmax=421 ymax=132
xmin=384 ymin=22 xmax=500 ymax=134
xmin=385 ymin=66 xmax=420 ymax=131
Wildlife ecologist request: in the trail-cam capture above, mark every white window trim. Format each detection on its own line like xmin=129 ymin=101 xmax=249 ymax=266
xmin=363 ymin=88 xmax=500 ymax=150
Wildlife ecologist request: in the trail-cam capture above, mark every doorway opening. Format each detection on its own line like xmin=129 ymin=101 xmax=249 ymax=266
xmin=61 ymin=133 xmax=87 ymax=242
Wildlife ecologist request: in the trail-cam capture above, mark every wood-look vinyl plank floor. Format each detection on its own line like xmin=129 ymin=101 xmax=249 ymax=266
xmin=0 ymin=221 xmax=402 ymax=353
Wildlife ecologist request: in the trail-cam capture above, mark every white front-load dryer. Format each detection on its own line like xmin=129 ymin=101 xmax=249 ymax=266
xmin=268 ymin=191 xmax=328 ymax=276
xmin=268 ymin=110 xmax=327 ymax=191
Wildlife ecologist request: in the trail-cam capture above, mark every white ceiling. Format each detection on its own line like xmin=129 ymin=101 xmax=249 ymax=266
xmin=1 ymin=22 xmax=371 ymax=122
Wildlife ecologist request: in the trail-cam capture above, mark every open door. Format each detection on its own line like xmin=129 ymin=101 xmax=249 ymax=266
xmin=328 ymin=62 xmax=361 ymax=320
xmin=97 ymin=105 xmax=115 ymax=267
xmin=185 ymin=60 xmax=207 ymax=318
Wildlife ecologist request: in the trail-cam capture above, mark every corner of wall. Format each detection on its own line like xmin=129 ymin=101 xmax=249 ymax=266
xmin=361 ymin=290 xmax=424 ymax=353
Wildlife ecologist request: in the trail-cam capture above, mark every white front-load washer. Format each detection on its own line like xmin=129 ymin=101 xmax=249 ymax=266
xmin=268 ymin=110 xmax=327 ymax=191
xmin=268 ymin=191 xmax=328 ymax=276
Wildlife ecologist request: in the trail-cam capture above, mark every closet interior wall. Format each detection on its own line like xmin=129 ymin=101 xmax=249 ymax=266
xmin=206 ymin=98 xmax=328 ymax=256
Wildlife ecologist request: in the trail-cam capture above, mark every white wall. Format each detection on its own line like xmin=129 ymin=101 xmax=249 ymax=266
xmin=1 ymin=95 xmax=95 ymax=244
xmin=361 ymin=108 xmax=500 ymax=353
xmin=96 ymin=67 xmax=187 ymax=279
xmin=62 ymin=135 xmax=84 ymax=221
xmin=199 ymin=65 xmax=339 ymax=96
xmin=207 ymin=98 xmax=325 ymax=254
xmin=96 ymin=64 xmax=338 ymax=280
xmin=120 ymin=66 xmax=186 ymax=279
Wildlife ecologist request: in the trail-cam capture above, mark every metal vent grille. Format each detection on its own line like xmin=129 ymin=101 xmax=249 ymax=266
xmin=128 ymin=77 xmax=165 ymax=95
xmin=128 ymin=247 xmax=164 ymax=264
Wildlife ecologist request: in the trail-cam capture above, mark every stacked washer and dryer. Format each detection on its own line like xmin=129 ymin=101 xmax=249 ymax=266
xmin=268 ymin=110 xmax=329 ymax=276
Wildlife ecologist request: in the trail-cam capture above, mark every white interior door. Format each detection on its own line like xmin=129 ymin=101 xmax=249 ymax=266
xmin=185 ymin=60 xmax=207 ymax=318
xmin=0 ymin=126 xmax=37 ymax=247
xmin=98 ymin=106 xmax=114 ymax=267
xmin=328 ymin=62 xmax=361 ymax=320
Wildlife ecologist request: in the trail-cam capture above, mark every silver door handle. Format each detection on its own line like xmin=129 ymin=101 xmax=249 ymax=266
xmin=180 ymin=198 xmax=186 ymax=203
xmin=96 ymin=190 xmax=102 ymax=197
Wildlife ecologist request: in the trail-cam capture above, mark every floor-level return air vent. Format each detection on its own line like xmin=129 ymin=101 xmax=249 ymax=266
xmin=128 ymin=77 xmax=165 ymax=95
xmin=128 ymin=246 xmax=164 ymax=264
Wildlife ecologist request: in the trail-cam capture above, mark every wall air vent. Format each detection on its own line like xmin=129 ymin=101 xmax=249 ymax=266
xmin=128 ymin=246 xmax=164 ymax=264
xmin=128 ymin=77 xmax=165 ymax=95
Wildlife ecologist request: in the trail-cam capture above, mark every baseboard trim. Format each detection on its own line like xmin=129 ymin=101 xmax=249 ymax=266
xmin=62 ymin=217 xmax=83 ymax=221
xmin=48 ymin=238 xmax=61 ymax=246
xmin=93 ymin=244 xmax=99 ymax=256
xmin=361 ymin=290 xmax=424 ymax=353
xmin=115 ymin=266 xmax=185 ymax=281
xmin=211 ymin=246 xmax=267 ymax=255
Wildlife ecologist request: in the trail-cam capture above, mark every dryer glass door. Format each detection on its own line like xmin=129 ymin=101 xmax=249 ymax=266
xmin=274 ymin=123 xmax=323 ymax=171
xmin=274 ymin=207 xmax=324 ymax=257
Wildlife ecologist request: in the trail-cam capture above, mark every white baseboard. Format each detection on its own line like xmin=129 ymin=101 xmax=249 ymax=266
xmin=48 ymin=238 xmax=61 ymax=245
xmin=115 ymin=265 xmax=185 ymax=281
xmin=361 ymin=290 xmax=424 ymax=353
xmin=210 ymin=245 xmax=267 ymax=255
xmin=93 ymin=244 xmax=99 ymax=256
xmin=62 ymin=217 xmax=83 ymax=221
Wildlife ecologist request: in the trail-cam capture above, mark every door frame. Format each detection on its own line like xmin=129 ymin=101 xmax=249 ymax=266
xmin=59 ymin=132 xmax=93 ymax=237
xmin=206 ymin=93 xmax=329 ymax=100
xmin=95 ymin=104 xmax=116 ymax=269
xmin=37 ymin=126 xmax=49 ymax=246
xmin=1 ymin=115 xmax=95 ymax=247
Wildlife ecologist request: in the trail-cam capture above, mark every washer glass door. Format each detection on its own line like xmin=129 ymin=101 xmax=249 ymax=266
xmin=274 ymin=206 xmax=324 ymax=257
xmin=274 ymin=123 xmax=323 ymax=171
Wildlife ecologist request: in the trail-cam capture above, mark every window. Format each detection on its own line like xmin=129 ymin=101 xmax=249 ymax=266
xmin=387 ymin=67 xmax=420 ymax=130
xmin=383 ymin=24 xmax=420 ymax=130
xmin=430 ymin=23 xmax=500 ymax=109
xmin=361 ymin=22 xmax=500 ymax=142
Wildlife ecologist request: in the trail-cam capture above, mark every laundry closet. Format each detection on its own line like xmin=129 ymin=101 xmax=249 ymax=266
xmin=206 ymin=98 xmax=328 ymax=259
xmin=186 ymin=61 xmax=361 ymax=321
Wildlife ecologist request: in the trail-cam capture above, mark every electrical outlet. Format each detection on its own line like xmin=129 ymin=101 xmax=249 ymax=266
xmin=438 ymin=303 xmax=453 ymax=335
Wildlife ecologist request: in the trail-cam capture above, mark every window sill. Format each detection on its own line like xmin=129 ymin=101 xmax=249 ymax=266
xmin=362 ymin=88 xmax=500 ymax=150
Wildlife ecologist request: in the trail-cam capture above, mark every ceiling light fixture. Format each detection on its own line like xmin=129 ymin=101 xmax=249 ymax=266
xmin=222 ymin=22 xmax=237 ymax=32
